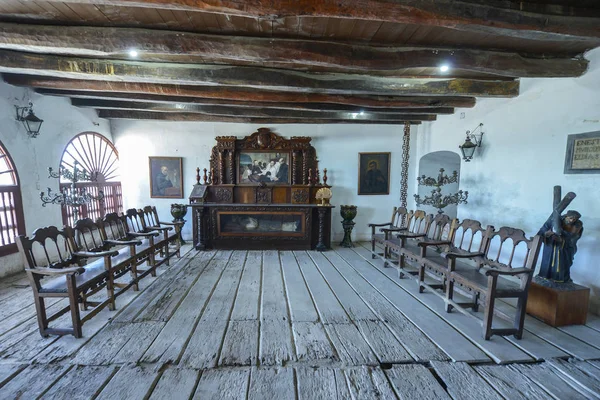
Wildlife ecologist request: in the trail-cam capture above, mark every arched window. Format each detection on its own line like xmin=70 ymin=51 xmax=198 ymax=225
xmin=0 ymin=140 xmax=26 ymax=256
xmin=60 ymin=132 xmax=123 ymax=226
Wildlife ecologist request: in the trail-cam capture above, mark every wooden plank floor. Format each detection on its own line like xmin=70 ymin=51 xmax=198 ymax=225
xmin=0 ymin=244 xmax=599 ymax=399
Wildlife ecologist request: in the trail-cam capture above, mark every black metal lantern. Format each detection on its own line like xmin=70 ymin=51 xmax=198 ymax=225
xmin=459 ymin=123 xmax=484 ymax=162
xmin=15 ymin=102 xmax=44 ymax=138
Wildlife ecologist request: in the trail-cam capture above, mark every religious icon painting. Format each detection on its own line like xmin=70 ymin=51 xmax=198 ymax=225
xmin=149 ymin=156 xmax=184 ymax=198
xmin=358 ymin=152 xmax=391 ymax=195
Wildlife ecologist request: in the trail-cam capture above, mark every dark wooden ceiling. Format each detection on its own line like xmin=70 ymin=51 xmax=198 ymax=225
xmin=1 ymin=0 xmax=599 ymax=124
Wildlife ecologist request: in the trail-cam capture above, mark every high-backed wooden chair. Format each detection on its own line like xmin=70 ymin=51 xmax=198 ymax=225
xmin=416 ymin=218 xmax=486 ymax=294
xmin=125 ymin=208 xmax=177 ymax=268
xmin=139 ymin=205 xmax=182 ymax=258
xmin=16 ymin=226 xmax=118 ymax=338
xmin=381 ymin=210 xmax=431 ymax=275
xmin=99 ymin=212 xmax=159 ymax=283
xmin=446 ymin=227 xmax=542 ymax=339
xmin=368 ymin=206 xmax=408 ymax=260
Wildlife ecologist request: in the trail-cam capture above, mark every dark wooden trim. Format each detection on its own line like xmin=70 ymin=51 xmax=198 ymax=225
xmin=98 ymin=110 xmax=423 ymax=124
xmin=4 ymin=75 xmax=478 ymax=108
xmin=0 ymin=50 xmax=520 ymax=97
xmin=32 ymin=0 xmax=600 ymax=40
xmin=0 ymin=23 xmax=588 ymax=77
xmin=74 ymin=99 xmax=437 ymax=121
xmin=46 ymin=90 xmax=454 ymax=114
xmin=0 ymin=139 xmax=26 ymax=256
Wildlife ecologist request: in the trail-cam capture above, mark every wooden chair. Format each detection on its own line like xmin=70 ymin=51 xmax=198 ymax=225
xmin=124 ymin=208 xmax=177 ymax=268
xmin=16 ymin=226 xmax=119 ymax=338
xmin=71 ymin=218 xmax=145 ymax=303
xmin=445 ymin=226 xmax=543 ymax=339
xmin=139 ymin=205 xmax=182 ymax=259
xmin=381 ymin=210 xmax=431 ymax=276
xmin=99 ymin=212 xmax=159 ymax=283
xmin=368 ymin=206 xmax=408 ymax=260
xmin=416 ymin=219 xmax=487 ymax=294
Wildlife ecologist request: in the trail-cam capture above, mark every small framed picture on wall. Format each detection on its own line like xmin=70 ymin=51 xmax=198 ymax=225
xmin=358 ymin=152 xmax=391 ymax=195
xmin=149 ymin=157 xmax=184 ymax=198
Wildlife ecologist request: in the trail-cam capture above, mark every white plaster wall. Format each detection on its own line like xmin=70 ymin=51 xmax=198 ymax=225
xmin=112 ymin=121 xmax=418 ymax=242
xmin=0 ymin=80 xmax=112 ymax=277
xmin=415 ymin=47 xmax=600 ymax=314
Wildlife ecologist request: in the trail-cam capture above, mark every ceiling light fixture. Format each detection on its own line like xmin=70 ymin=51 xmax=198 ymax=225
xmin=440 ymin=65 xmax=450 ymax=72
xmin=129 ymin=50 xmax=139 ymax=57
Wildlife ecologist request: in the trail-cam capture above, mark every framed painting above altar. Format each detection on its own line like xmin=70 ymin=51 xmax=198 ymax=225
xmin=238 ymin=151 xmax=291 ymax=184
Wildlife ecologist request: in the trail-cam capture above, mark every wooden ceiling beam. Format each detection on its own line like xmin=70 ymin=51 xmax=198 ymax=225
xmin=3 ymin=75 xmax=478 ymax=108
xmin=33 ymin=0 xmax=600 ymax=41
xmin=98 ymin=110 xmax=423 ymax=124
xmin=40 ymin=89 xmax=454 ymax=114
xmin=0 ymin=50 xmax=519 ymax=97
xmin=75 ymin=99 xmax=437 ymax=121
xmin=0 ymin=23 xmax=588 ymax=77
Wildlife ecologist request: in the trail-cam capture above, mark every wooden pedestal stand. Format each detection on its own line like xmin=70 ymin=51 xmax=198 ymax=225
xmin=526 ymin=277 xmax=590 ymax=327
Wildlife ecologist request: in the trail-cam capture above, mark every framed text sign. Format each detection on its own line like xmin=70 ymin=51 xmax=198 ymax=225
xmin=564 ymin=131 xmax=600 ymax=174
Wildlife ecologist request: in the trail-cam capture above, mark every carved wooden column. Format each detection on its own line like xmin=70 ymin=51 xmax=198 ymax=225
xmin=227 ymin=150 xmax=234 ymax=184
xmin=400 ymin=122 xmax=411 ymax=223
xmin=194 ymin=206 xmax=206 ymax=250
xmin=315 ymin=207 xmax=329 ymax=252
xmin=218 ymin=151 xmax=225 ymax=185
xmin=291 ymin=150 xmax=299 ymax=184
xmin=302 ymin=150 xmax=308 ymax=185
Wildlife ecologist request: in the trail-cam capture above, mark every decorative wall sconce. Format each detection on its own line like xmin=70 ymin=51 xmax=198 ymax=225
xmin=459 ymin=123 xmax=484 ymax=162
xmin=15 ymin=102 xmax=44 ymax=138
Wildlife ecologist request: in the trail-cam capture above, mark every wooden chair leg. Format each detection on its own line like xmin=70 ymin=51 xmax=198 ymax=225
xmin=150 ymin=254 xmax=157 ymax=277
xmin=513 ymin=294 xmax=528 ymax=339
xmin=80 ymin=293 xmax=88 ymax=311
xmin=445 ymin=280 xmax=454 ymax=312
xmin=472 ymin=292 xmax=480 ymax=312
xmin=371 ymin=240 xmax=376 ymax=259
xmin=483 ymin=296 xmax=496 ymax=340
xmin=33 ymin=294 xmax=50 ymax=338
xmin=418 ymin=265 xmax=425 ymax=293
xmin=66 ymin=275 xmax=83 ymax=338
xmin=398 ymin=254 xmax=405 ymax=278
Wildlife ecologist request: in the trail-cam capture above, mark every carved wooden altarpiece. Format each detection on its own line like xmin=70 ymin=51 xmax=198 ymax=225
xmin=190 ymin=128 xmax=333 ymax=251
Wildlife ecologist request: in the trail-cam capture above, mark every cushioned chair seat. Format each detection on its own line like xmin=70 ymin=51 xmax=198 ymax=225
xmin=451 ymin=268 xmax=521 ymax=294
xmin=40 ymin=259 xmax=108 ymax=293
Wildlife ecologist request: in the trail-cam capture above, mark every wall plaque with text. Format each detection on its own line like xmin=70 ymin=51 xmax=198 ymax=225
xmin=564 ymin=131 xmax=600 ymax=174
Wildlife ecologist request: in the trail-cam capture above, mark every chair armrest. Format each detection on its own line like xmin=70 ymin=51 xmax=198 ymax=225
xmin=418 ymin=240 xmax=452 ymax=247
xmin=129 ymin=232 xmax=160 ymax=237
xmin=74 ymin=250 xmax=119 ymax=258
xmin=26 ymin=266 xmax=85 ymax=276
xmin=369 ymin=222 xmax=392 ymax=228
xmin=380 ymin=227 xmax=408 ymax=233
xmin=485 ymin=267 xmax=532 ymax=277
xmin=104 ymin=239 xmax=143 ymax=246
xmin=149 ymin=225 xmax=173 ymax=232
xmin=396 ymin=232 xmax=426 ymax=238
xmin=442 ymin=251 xmax=485 ymax=260
xmin=158 ymin=221 xmax=179 ymax=226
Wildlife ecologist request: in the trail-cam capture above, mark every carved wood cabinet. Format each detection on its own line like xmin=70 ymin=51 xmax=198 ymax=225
xmin=190 ymin=128 xmax=333 ymax=251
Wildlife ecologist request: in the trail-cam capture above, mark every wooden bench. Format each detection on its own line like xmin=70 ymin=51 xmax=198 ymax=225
xmin=16 ymin=226 xmax=119 ymax=338
xmin=368 ymin=206 xmax=407 ymax=260
xmin=444 ymin=226 xmax=542 ymax=339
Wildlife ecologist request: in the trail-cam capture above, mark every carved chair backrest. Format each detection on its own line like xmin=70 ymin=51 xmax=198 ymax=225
xmin=99 ymin=212 xmax=130 ymax=242
xmin=425 ymin=214 xmax=458 ymax=242
xmin=16 ymin=226 xmax=78 ymax=271
xmin=389 ymin=207 xmax=408 ymax=229
xmin=406 ymin=210 xmax=431 ymax=236
xmin=125 ymin=208 xmax=149 ymax=234
xmin=483 ymin=226 xmax=542 ymax=271
xmin=140 ymin=205 xmax=160 ymax=228
xmin=71 ymin=218 xmax=106 ymax=253
xmin=452 ymin=219 xmax=488 ymax=253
